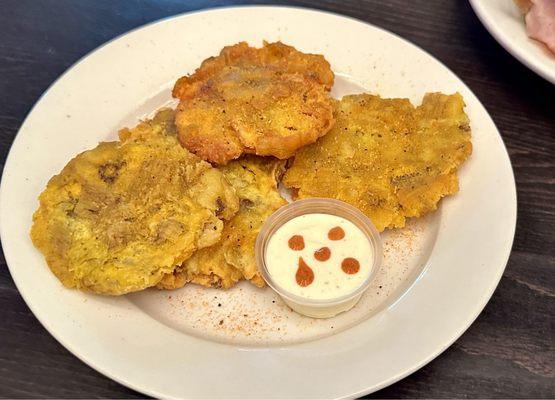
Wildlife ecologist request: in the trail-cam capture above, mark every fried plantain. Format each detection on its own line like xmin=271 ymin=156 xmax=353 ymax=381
xmin=172 ymin=42 xmax=335 ymax=164
xmin=283 ymin=93 xmax=472 ymax=232
xmin=31 ymin=111 xmax=239 ymax=295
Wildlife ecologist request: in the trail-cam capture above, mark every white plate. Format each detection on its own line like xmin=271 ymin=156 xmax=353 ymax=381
xmin=470 ymin=0 xmax=555 ymax=84
xmin=0 ymin=6 xmax=516 ymax=398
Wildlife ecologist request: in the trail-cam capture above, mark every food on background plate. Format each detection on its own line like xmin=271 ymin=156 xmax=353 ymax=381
xmin=172 ymin=41 xmax=335 ymax=164
xmin=160 ymin=155 xmax=286 ymax=289
xmin=31 ymin=110 xmax=239 ymax=295
xmin=515 ymin=0 xmax=555 ymax=54
xmin=283 ymin=93 xmax=472 ymax=232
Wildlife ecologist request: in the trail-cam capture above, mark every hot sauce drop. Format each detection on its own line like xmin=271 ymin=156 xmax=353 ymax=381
xmin=296 ymin=257 xmax=315 ymax=287
xmin=288 ymin=235 xmax=305 ymax=250
xmin=341 ymin=257 xmax=360 ymax=274
xmin=314 ymin=247 xmax=331 ymax=261
xmin=328 ymin=226 xmax=345 ymax=240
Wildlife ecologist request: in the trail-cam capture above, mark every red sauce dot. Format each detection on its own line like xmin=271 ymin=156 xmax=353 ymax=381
xmin=341 ymin=257 xmax=360 ymax=274
xmin=296 ymin=257 xmax=314 ymax=287
xmin=288 ymin=235 xmax=305 ymax=251
xmin=314 ymin=247 xmax=331 ymax=261
xmin=328 ymin=226 xmax=345 ymax=240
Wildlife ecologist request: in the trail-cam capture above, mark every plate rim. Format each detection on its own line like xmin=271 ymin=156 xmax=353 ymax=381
xmin=469 ymin=0 xmax=555 ymax=84
xmin=0 ymin=5 xmax=517 ymax=398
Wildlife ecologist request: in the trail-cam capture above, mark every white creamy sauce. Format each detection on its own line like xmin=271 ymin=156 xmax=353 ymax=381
xmin=265 ymin=213 xmax=373 ymax=300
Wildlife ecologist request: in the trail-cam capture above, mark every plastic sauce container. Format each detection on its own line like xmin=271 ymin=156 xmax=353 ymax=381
xmin=256 ymin=198 xmax=382 ymax=318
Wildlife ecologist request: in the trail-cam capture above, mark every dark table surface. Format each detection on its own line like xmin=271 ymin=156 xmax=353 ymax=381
xmin=1 ymin=0 xmax=554 ymax=398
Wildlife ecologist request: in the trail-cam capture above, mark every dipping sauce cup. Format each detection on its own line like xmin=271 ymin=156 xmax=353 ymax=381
xmin=256 ymin=198 xmax=383 ymax=318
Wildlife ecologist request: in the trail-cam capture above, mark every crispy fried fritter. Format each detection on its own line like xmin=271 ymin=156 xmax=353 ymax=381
xmin=172 ymin=42 xmax=335 ymax=164
xmin=283 ymin=93 xmax=472 ymax=232
xmin=158 ymin=155 xmax=287 ymax=290
xmin=31 ymin=112 xmax=239 ymax=295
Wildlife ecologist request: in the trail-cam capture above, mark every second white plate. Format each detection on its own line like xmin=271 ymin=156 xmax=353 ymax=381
xmin=470 ymin=0 xmax=555 ymax=83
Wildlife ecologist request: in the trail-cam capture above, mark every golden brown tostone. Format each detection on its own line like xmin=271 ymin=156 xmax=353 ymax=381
xmin=283 ymin=93 xmax=472 ymax=231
